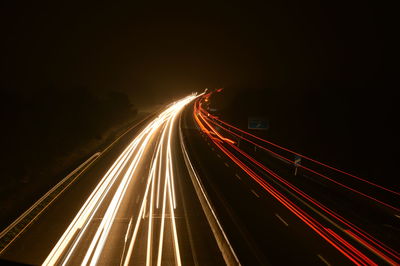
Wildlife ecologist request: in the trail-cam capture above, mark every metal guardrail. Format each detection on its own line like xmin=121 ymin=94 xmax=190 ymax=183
xmin=0 ymin=152 xmax=101 ymax=253
xmin=0 ymin=111 xmax=158 ymax=255
xmin=179 ymin=116 xmax=241 ymax=266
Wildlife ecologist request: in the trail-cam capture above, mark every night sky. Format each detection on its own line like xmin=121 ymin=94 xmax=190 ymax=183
xmin=1 ymin=1 xmax=392 ymax=103
xmin=0 ymin=3 xmax=398 ymax=263
xmin=1 ymin=1 xmax=396 ymax=182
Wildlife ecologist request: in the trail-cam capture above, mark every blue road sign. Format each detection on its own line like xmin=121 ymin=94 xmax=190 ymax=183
xmin=248 ymin=117 xmax=269 ymax=130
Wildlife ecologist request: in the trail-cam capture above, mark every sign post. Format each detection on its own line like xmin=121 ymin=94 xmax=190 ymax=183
xmin=294 ymin=155 xmax=302 ymax=176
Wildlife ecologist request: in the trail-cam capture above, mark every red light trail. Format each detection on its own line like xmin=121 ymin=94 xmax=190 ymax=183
xmin=193 ymin=92 xmax=399 ymax=265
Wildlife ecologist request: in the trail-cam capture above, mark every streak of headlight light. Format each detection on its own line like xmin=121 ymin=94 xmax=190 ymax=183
xmin=43 ymin=104 xmax=172 ymax=265
xmin=145 ymin=123 xmax=170 ymax=265
xmin=156 ymin=152 xmax=169 ymax=266
xmin=83 ymin=122 xmax=157 ymax=266
xmin=156 ymin=123 xmax=167 ymax=209
xmin=64 ymin=123 xmax=159 ymax=266
xmin=156 ymin=110 xmax=183 ymax=266
xmin=58 ymin=142 xmax=136 ymax=265
xmin=122 ymin=96 xmax=194 ymax=266
xmin=70 ymin=119 xmax=163 ymax=263
xmin=166 ymin=117 xmax=182 ymax=265
xmin=155 ymin=110 xmax=182 ymax=265
xmin=125 ymin=217 xmax=133 ymax=242
xmin=146 ymin=133 xmax=160 ymax=266
xmin=87 ymin=104 xmax=187 ymax=265
xmin=167 ymin=111 xmax=178 ymax=209
xmin=43 ymin=130 xmax=144 ymax=266
xmin=122 ymin=157 xmax=156 ymax=266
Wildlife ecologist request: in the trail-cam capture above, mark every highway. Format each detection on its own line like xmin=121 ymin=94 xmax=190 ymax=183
xmin=188 ymin=91 xmax=399 ymax=265
xmin=0 ymin=91 xmax=399 ymax=265
xmin=0 ymin=94 xmax=231 ymax=265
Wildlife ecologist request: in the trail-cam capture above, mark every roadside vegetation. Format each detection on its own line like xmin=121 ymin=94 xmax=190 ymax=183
xmin=0 ymin=88 xmax=138 ymax=229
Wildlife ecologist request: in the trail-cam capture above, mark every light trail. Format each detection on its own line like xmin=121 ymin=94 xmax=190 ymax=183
xmin=194 ymin=92 xmax=400 ymax=265
xmin=205 ymin=116 xmax=400 ymax=212
xmin=43 ymin=95 xmax=196 ymax=266
xmin=207 ymin=108 xmax=400 ymax=197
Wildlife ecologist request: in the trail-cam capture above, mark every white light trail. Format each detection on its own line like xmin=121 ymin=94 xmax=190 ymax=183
xmin=124 ymin=100 xmax=184 ymax=266
xmin=43 ymin=94 xmax=196 ymax=266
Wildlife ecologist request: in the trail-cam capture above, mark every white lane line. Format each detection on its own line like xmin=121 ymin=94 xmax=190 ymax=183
xmin=224 ymin=163 xmax=229 ymax=168
xmin=217 ymin=154 xmax=221 ymax=158
xmin=317 ymin=254 xmax=331 ymax=266
xmin=235 ymin=174 xmax=241 ymax=180
xmin=250 ymin=189 xmax=260 ymax=198
xmin=395 ymin=214 xmax=400 ymax=219
xmin=275 ymin=213 xmax=289 ymax=226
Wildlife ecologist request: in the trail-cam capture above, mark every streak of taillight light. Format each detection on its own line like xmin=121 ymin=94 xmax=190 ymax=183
xmin=225 ymin=136 xmax=399 ymax=264
xmin=196 ymin=101 xmax=399 ymax=264
xmin=210 ymin=109 xmax=399 ymax=196
xmin=210 ymin=133 xmax=368 ymax=265
xmin=203 ymin=115 xmax=400 ymax=212
xmin=195 ymin=105 xmax=378 ymax=265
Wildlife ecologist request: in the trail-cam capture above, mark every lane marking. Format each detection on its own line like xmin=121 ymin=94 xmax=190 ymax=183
xmin=275 ymin=213 xmax=289 ymax=226
xmin=235 ymin=174 xmax=241 ymax=180
xmin=250 ymin=190 xmax=260 ymax=198
xmin=92 ymin=218 xmax=129 ymax=221
xmin=217 ymin=154 xmax=221 ymax=158
xmin=224 ymin=163 xmax=229 ymax=168
xmin=317 ymin=254 xmax=331 ymax=266
xmin=395 ymin=214 xmax=400 ymax=219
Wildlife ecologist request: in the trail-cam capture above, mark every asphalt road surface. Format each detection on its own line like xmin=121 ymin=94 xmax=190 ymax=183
xmin=1 ymin=93 xmax=398 ymax=266
xmin=0 ymin=95 xmax=227 ymax=265
xmin=186 ymin=92 xmax=399 ymax=265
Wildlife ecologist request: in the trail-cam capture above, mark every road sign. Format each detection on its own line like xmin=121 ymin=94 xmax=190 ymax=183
xmin=294 ymin=155 xmax=301 ymax=176
xmin=294 ymin=155 xmax=302 ymax=166
xmin=248 ymin=117 xmax=269 ymax=130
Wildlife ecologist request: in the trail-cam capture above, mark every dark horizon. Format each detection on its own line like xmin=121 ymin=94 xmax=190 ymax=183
xmin=1 ymin=2 xmax=399 ymax=265
xmin=1 ymin=0 xmax=397 ymax=180
xmin=1 ymin=1 xmax=394 ymax=100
